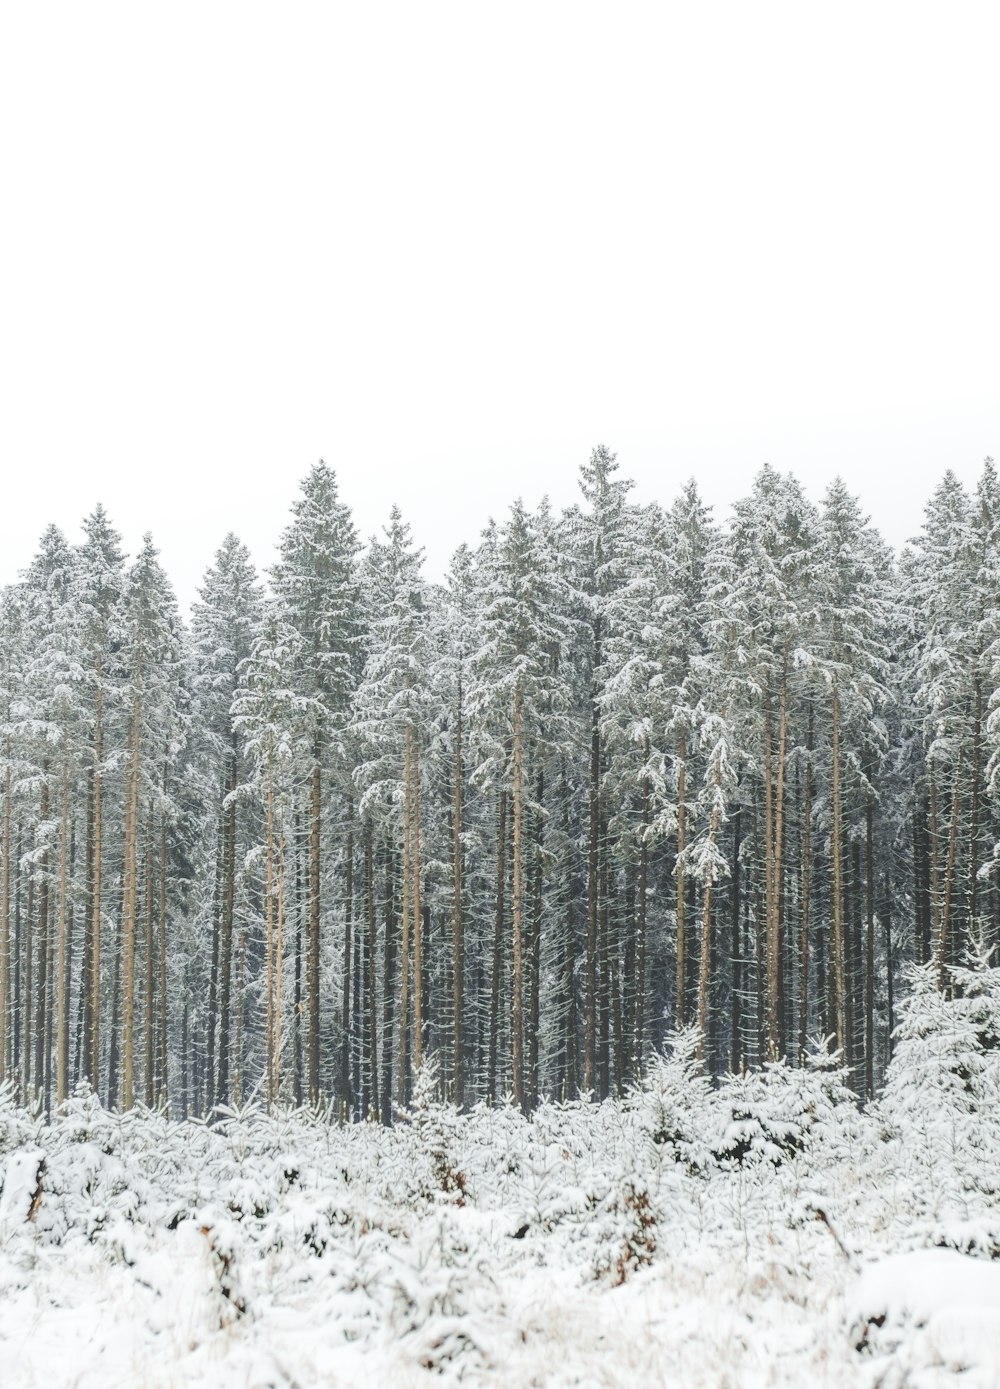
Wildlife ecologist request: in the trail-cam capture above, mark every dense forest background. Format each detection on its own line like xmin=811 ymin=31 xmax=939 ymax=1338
xmin=0 ymin=448 xmax=995 ymax=1118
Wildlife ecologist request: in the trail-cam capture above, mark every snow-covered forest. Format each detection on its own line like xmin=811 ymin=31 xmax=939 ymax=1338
xmin=6 ymin=447 xmax=1000 ymax=1383
xmin=0 ymin=447 xmax=997 ymax=1116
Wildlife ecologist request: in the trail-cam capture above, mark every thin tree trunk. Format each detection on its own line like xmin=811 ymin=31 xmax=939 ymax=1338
xmin=768 ymin=661 xmax=789 ymax=1061
xmin=1 ymin=764 xmax=11 ymax=1084
xmin=341 ymin=808 xmax=354 ymax=1116
xmin=451 ymin=676 xmax=464 ymax=1106
xmin=121 ymin=689 xmax=142 ymax=1110
xmin=511 ymin=681 xmax=524 ymax=1110
xmin=675 ymin=729 xmax=687 ymax=1027
xmin=584 ymin=645 xmax=600 ymax=1093
xmin=412 ymin=736 xmax=423 ymax=1078
xmin=308 ymin=759 xmax=321 ymax=1103
xmin=936 ymin=750 xmax=964 ymax=988
xmin=365 ymin=822 xmax=378 ymax=1119
xmin=398 ymin=729 xmax=412 ymax=1105
xmin=799 ymin=739 xmax=813 ymax=1064
xmin=144 ymin=803 xmax=155 ymax=1105
xmin=487 ymin=787 xmax=507 ymax=1102
xmin=55 ymin=761 xmax=70 ymax=1104
xmin=830 ymin=685 xmax=847 ymax=1058
xmin=865 ymin=789 xmax=876 ymax=1099
xmin=89 ymin=678 xmax=103 ymax=1092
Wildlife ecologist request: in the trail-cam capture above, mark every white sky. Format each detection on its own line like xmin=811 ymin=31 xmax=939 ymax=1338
xmin=1 ymin=2 xmax=998 ymax=607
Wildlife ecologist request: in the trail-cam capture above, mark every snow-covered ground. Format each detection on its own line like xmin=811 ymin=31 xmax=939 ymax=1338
xmin=3 ymin=1028 xmax=1000 ymax=1388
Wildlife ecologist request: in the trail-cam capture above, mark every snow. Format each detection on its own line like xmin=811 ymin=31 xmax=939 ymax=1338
xmin=1 ymin=1028 xmax=1000 ymax=1387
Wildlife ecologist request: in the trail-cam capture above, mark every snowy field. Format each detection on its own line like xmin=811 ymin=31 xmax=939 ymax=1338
xmin=3 ymin=1019 xmax=1000 ymax=1389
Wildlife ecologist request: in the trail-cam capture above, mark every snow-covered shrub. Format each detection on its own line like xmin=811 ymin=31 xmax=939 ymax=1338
xmin=589 ymin=1173 xmax=658 ymax=1285
xmin=877 ymin=958 xmax=1000 ymax=1203
xmin=711 ymin=1049 xmax=855 ymax=1169
xmin=400 ymin=1055 xmax=469 ymax=1205
xmin=628 ymin=1027 xmax=714 ymax=1175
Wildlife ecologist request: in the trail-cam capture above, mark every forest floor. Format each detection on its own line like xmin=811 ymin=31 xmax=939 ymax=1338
xmin=1 ymin=1053 xmax=998 ymax=1388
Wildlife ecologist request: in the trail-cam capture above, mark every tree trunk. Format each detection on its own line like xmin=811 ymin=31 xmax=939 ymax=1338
xmin=511 ymin=681 xmax=524 ymax=1110
xmin=398 ymin=728 xmax=412 ymax=1106
xmin=1 ymin=764 xmax=10 ymax=1084
xmin=307 ymin=759 xmax=321 ymax=1104
xmin=89 ymin=677 xmax=103 ymax=1092
xmin=365 ymin=822 xmax=378 ymax=1119
xmin=341 ymin=808 xmax=354 ymax=1116
xmin=865 ymin=789 xmax=876 ymax=1098
xmin=936 ymin=750 xmax=964 ymax=989
xmin=411 ymin=737 xmax=423 ymax=1078
xmin=121 ymin=689 xmax=142 ymax=1110
xmin=487 ymin=787 xmax=507 ymax=1102
xmin=830 ymin=685 xmax=846 ymax=1059
xmin=799 ymin=741 xmax=813 ymax=1064
xmin=451 ymin=675 xmax=464 ymax=1107
xmin=675 ymin=730 xmax=687 ymax=1027
xmin=584 ymin=636 xmax=600 ymax=1093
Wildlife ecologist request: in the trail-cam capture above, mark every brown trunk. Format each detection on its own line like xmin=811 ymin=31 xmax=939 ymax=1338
xmin=487 ymin=787 xmax=507 ymax=1101
xmin=341 ymin=808 xmax=354 ymax=1115
xmin=264 ymin=783 xmax=276 ymax=1105
xmin=412 ymin=737 xmax=423 ymax=1077
xmin=936 ymin=750 xmax=964 ymax=988
xmin=89 ymin=677 xmax=103 ymax=1090
xmin=397 ymin=729 xmax=412 ymax=1105
xmin=511 ymin=681 xmax=524 ymax=1110
xmin=799 ymin=734 xmax=813 ymax=1063
xmin=1 ymin=765 xmax=11 ymax=1083
xmin=451 ymin=677 xmax=464 ymax=1106
xmin=55 ymin=762 xmax=70 ymax=1104
xmin=365 ymin=822 xmax=379 ymax=1119
xmin=307 ymin=759 xmax=321 ymax=1103
xmin=768 ymin=661 xmax=789 ymax=1060
xmin=865 ymin=788 xmax=876 ymax=1097
xmin=830 ymin=685 xmax=846 ymax=1057
xmin=121 ymin=688 xmax=141 ymax=1110
xmin=675 ymin=730 xmax=687 ymax=1027
xmin=144 ymin=804 xmax=154 ymax=1105
xmin=584 ymin=654 xmax=600 ymax=1092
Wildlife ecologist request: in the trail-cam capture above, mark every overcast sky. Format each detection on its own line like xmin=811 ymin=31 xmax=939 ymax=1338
xmin=1 ymin=2 xmax=997 ymax=606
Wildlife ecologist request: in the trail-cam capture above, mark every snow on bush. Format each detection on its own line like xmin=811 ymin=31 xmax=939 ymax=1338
xmin=3 ymin=968 xmax=1000 ymax=1384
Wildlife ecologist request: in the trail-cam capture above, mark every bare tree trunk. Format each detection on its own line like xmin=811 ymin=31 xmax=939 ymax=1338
xmin=1 ymin=764 xmax=11 ymax=1083
xmin=380 ymin=846 xmax=397 ymax=1125
xmin=341 ymin=808 xmax=354 ymax=1116
xmin=768 ymin=662 xmax=789 ymax=1061
xmin=584 ymin=647 xmax=600 ymax=1093
xmin=865 ymin=789 xmax=876 ymax=1098
xmin=635 ymin=767 xmax=650 ymax=1079
xmin=675 ymin=730 xmax=687 ymax=1027
xmin=799 ymin=738 xmax=813 ymax=1063
xmin=451 ymin=680 xmax=464 ymax=1106
xmin=830 ymin=685 xmax=846 ymax=1058
xmin=936 ymin=750 xmax=964 ymax=988
xmin=412 ymin=737 xmax=423 ymax=1077
xmin=55 ymin=761 xmax=70 ymax=1104
xmin=264 ymin=783 xmax=275 ymax=1106
xmin=121 ymin=689 xmax=142 ymax=1110
xmin=487 ymin=788 xmax=507 ymax=1102
xmin=89 ymin=677 xmax=103 ymax=1091
xmin=398 ymin=728 xmax=412 ymax=1106
xmin=696 ymin=803 xmax=724 ymax=1060
xmin=511 ymin=681 xmax=524 ymax=1110
xmin=157 ymin=814 xmax=168 ymax=1104
xmin=144 ymin=804 xmax=155 ymax=1105
xmin=365 ymin=822 xmax=378 ymax=1119
xmin=307 ymin=759 xmax=321 ymax=1104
